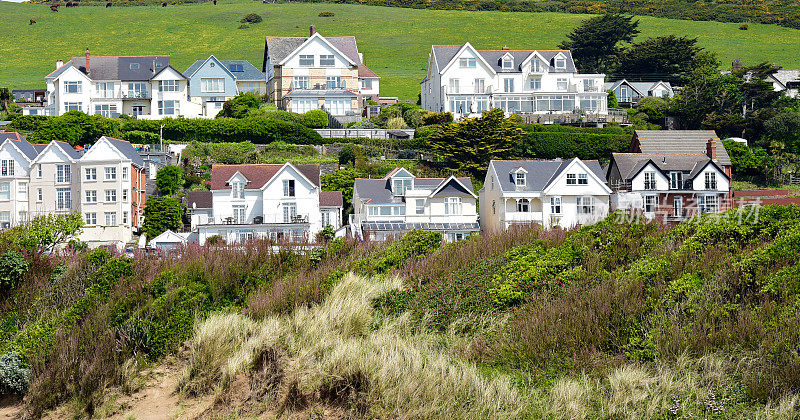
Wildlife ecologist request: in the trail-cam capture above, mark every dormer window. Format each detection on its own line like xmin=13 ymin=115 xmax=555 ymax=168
xmin=392 ymin=178 xmax=413 ymax=196
xmin=459 ymin=58 xmax=476 ymax=68
xmin=232 ymin=181 xmax=244 ymax=199
xmin=531 ymin=59 xmax=543 ymax=73
xmin=555 ymin=57 xmax=566 ymax=69
xmin=502 ymin=56 xmax=514 ymax=70
xmin=130 ymin=63 xmax=140 ymax=70
xmin=514 ymin=171 xmax=526 ymax=187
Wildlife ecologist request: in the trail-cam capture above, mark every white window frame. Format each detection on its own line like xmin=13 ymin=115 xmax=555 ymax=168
xmin=57 ymin=188 xmax=71 ymax=210
xmin=0 ymin=183 xmax=9 ymax=201
xmin=299 ymin=55 xmax=314 ymax=67
xmin=85 ymin=212 xmax=97 ymax=226
xmin=158 ymin=100 xmax=180 ymax=116
xmin=56 ymin=164 xmax=71 ymax=183
xmin=557 ymin=78 xmax=568 ymax=90
xmin=529 ymin=77 xmax=541 ymax=91
xmin=705 ymin=172 xmax=717 ymax=190
xmin=105 ymin=167 xmax=117 ymax=180
xmin=503 ymin=78 xmax=515 ymax=93
xmin=444 ymin=197 xmax=462 ymax=215
xmin=578 ymin=173 xmax=588 ymax=185
xmin=1 ymin=160 xmax=14 ymax=176
xmin=550 ymin=196 xmax=562 ymax=214
xmin=282 ymin=202 xmax=298 ymax=223
xmin=449 ymin=79 xmax=460 ymax=94
xmin=283 ymin=179 xmax=295 ymax=197
xmin=233 ymin=205 xmax=246 ymax=224
xmin=159 ymin=80 xmax=180 ymax=92
xmin=85 ymin=167 xmax=97 ymax=180
xmin=644 ymin=195 xmax=658 ymax=213
xmin=644 ymin=172 xmax=657 ymax=190
xmin=459 ymin=58 xmax=476 ymax=68
xmin=319 ymin=54 xmax=335 ymax=67
xmin=104 ymin=211 xmax=117 ymax=227
xmin=293 ymin=76 xmax=309 ymax=90
xmin=415 ymin=199 xmax=425 ymax=215
xmin=201 ymin=78 xmax=225 ymax=93
xmin=64 ymin=81 xmax=82 ymax=93
xmin=516 ymin=198 xmax=530 ymax=212
xmin=105 ymin=189 xmax=117 ymax=202
xmin=85 ymin=190 xmax=97 ymax=203
xmin=577 ymin=196 xmax=595 ymax=215
xmin=566 ymin=173 xmax=577 ymax=185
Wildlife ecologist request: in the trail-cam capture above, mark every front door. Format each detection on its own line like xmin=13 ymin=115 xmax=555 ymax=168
xmin=132 ymin=106 xmax=144 ymax=117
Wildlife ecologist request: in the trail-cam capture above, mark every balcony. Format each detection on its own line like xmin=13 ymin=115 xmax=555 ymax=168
xmin=121 ymin=90 xmax=152 ymax=100
xmin=504 ymin=211 xmax=544 ymax=223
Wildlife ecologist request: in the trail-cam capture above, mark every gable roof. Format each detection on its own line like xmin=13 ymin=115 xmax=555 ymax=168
xmin=432 ymin=44 xmax=578 ymax=74
xmin=604 ymin=79 xmax=673 ymax=96
xmin=209 ymin=163 xmax=320 ymax=190
xmin=184 ymin=56 xmax=264 ymax=81
xmin=101 ymin=136 xmax=145 ymax=167
xmin=264 ymin=34 xmax=363 ymax=68
xmin=47 ymin=55 xmax=171 ymax=81
xmin=489 ymin=159 xmax=606 ymax=192
xmin=354 ymin=173 xmax=475 ymax=205
xmin=152 ymin=64 xmax=187 ymax=80
xmin=611 ymin=153 xmax=713 ymax=181
xmin=187 ymin=190 xmax=213 ymax=209
xmin=358 ymin=65 xmax=380 ymax=78
xmin=0 ymin=132 xmax=39 ymax=160
xmin=319 ymin=190 xmax=343 ymax=207
xmin=633 ymin=130 xmax=731 ymax=167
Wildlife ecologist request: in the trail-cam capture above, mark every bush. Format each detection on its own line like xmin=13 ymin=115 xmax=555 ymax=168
xmin=740 ymin=24 xmax=749 ymax=30
xmin=120 ymin=117 xmax=322 ymax=144
xmin=403 ymin=108 xmax=427 ymax=128
xmin=122 ymin=130 xmax=160 ymax=144
xmin=240 ymin=12 xmax=262 ymax=23
xmin=421 ymin=112 xmax=453 ymax=126
xmin=386 ymin=117 xmax=408 ymax=129
xmin=338 ymin=145 xmax=356 ymax=166
xmin=0 ymin=251 xmax=28 ymax=291
xmin=0 ymin=352 xmax=30 ymax=395
xmin=302 ymin=109 xmax=329 ymax=128
xmin=520 ymin=124 xmax=631 ymax=161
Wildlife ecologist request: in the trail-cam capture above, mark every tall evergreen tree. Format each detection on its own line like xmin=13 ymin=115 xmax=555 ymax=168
xmin=615 ymin=35 xmax=716 ymax=85
xmin=559 ymin=14 xmax=639 ymax=74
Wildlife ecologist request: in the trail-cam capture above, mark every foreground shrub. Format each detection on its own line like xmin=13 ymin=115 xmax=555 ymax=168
xmin=0 ymin=352 xmax=29 ymax=395
xmin=0 ymin=251 xmax=29 ymax=291
xmin=302 ymin=109 xmax=329 ymax=128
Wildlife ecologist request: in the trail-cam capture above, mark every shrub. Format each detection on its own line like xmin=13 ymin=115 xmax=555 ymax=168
xmin=0 ymin=352 xmax=29 ymax=395
xmin=0 ymin=251 xmax=28 ymax=291
xmin=403 ymin=108 xmax=427 ymax=128
xmin=338 ymin=145 xmax=356 ymax=166
xmin=142 ymin=196 xmax=182 ymax=240
xmin=421 ymin=112 xmax=453 ymax=126
xmin=156 ymin=165 xmax=183 ymax=196
xmin=740 ymin=24 xmax=749 ymax=30
xmin=122 ymin=130 xmax=159 ymax=144
xmin=318 ymin=10 xmax=334 ymax=16
xmin=240 ymin=12 xmax=262 ymax=23
xmin=386 ymin=117 xmax=408 ymax=129
xmin=302 ymin=109 xmax=329 ymax=128
xmin=120 ymin=117 xmax=322 ymax=145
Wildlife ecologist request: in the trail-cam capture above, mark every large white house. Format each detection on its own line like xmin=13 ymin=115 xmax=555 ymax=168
xmin=479 ymin=158 xmax=611 ymax=231
xmin=351 ymin=168 xmax=479 ymax=242
xmin=195 ymin=163 xmax=343 ymax=244
xmin=32 ymin=50 xmax=201 ymax=119
xmin=0 ymin=133 xmax=147 ymax=248
xmin=420 ymin=43 xmax=607 ymax=118
xmin=262 ymin=26 xmax=381 ymax=115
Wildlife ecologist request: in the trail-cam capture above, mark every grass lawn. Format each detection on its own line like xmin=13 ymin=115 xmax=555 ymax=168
xmin=732 ymin=180 xmax=800 ymax=196
xmin=2 ymin=1 xmax=800 ymax=99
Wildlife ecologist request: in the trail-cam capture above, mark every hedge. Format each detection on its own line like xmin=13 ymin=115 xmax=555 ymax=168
xmin=119 ymin=117 xmax=322 ymax=144
xmin=520 ymin=124 xmax=632 ymax=161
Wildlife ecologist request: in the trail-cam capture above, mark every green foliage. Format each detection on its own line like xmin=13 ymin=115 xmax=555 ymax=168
xmin=559 ymin=14 xmax=639 ymax=73
xmin=355 ymin=229 xmax=442 ymax=276
xmin=119 ymin=116 xmax=321 ymax=144
xmin=636 ymin=97 xmax=669 ymax=121
xmin=142 ymin=197 xmax=182 ymax=240
xmin=615 ymin=35 xmax=715 ymax=85
xmin=723 ymin=140 xmax=773 ymax=179
xmin=520 ymin=124 xmax=631 ymax=161
xmin=426 ymin=108 xmax=523 ymax=176
xmin=421 ymin=112 xmax=453 ymax=126
xmin=122 ymin=130 xmax=160 ymax=144
xmin=606 ymin=90 xmax=619 ymax=108
xmin=155 ymin=165 xmax=183 ymax=196
xmin=763 ymin=112 xmax=800 ymax=153
xmin=0 ymin=352 xmax=29 ymax=395
xmin=217 ymin=92 xmax=262 ymax=119
xmin=386 ymin=116 xmax=407 ymax=129
xmin=338 ymin=145 xmax=356 ymax=166
xmin=321 ymin=167 xmax=365 ymax=209
xmin=9 ymin=111 xmax=121 ymax=145
xmin=182 ymin=141 xmax=259 ymax=165
xmin=403 ymin=108 xmax=427 ymax=128
xmin=240 ymin=12 xmax=262 ymax=23
xmin=0 ymin=212 xmax=83 ymax=254
xmin=302 ymin=109 xmax=329 ymax=128
xmin=0 ymin=251 xmax=28 ymax=292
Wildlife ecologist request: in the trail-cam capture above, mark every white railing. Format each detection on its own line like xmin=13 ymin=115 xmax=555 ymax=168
xmin=504 ymin=211 xmax=544 ymax=222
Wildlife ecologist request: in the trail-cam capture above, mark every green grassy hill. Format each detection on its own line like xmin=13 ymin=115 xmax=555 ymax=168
xmin=2 ymin=0 xmax=800 ymax=99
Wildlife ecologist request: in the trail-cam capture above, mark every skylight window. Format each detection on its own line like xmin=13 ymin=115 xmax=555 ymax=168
xmin=228 ymin=64 xmax=244 ymax=72
xmin=130 ymin=63 xmax=140 ymax=70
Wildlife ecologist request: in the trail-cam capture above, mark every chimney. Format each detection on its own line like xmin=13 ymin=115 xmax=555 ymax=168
xmin=707 ymin=138 xmax=717 ymax=160
xmin=85 ymin=48 xmax=90 ymax=74
xmin=56 ymin=59 xmax=64 ymax=70
xmin=501 ymin=45 xmax=509 ymax=50
xmin=309 ymin=25 xmax=316 ymax=36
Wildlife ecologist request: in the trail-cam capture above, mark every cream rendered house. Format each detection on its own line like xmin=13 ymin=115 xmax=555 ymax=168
xmin=0 ymin=133 xmax=40 ymax=229
xmin=479 ymin=159 xmax=611 ymax=232
xmin=28 ymin=141 xmax=83 ymax=218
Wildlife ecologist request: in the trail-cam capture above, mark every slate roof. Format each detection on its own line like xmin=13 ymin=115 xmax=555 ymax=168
xmin=357 ymin=65 xmax=379 ymax=78
xmin=52 ymin=141 xmax=83 ymax=160
xmin=319 ymin=190 xmax=343 ymax=208
xmin=209 ymin=164 xmax=320 ymax=190
xmin=431 ymin=44 xmax=578 ymax=73
xmin=604 ymin=80 xmax=673 ymax=96
xmin=187 ymin=190 xmax=213 ymax=209
xmin=184 ymin=58 xmax=265 ymax=81
xmin=0 ymin=132 xmax=39 ymax=160
xmin=264 ymin=35 xmax=362 ymax=67
xmin=354 ymin=171 xmax=475 ymax=205
xmin=490 ymin=159 xmax=606 ymax=192
xmin=771 ymin=70 xmax=800 ymax=88
xmin=633 ymin=130 xmax=731 ymax=167
xmin=611 ymin=153 xmax=719 ymax=181
xmin=47 ymin=55 xmax=171 ymax=81
xmin=103 ymin=137 xmax=145 ymax=167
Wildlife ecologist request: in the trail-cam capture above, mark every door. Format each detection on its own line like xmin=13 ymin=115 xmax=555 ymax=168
xmin=132 ymin=106 xmax=144 ymax=117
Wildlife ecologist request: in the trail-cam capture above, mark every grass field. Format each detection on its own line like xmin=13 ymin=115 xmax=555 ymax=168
xmin=2 ymin=0 xmax=800 ymax=99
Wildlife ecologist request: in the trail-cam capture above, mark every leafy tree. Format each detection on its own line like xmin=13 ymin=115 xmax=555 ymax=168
xmin=607 ymin=90 xmax=619 ymax=108
xmin=23 ymin=111 xmax=121 ymax=145
xmin=559 ymin=14 xmax=639 ymax=73
xmin=338 ymin=145 xmax=356 ymax=166
xmin=763 ymin=112 xmax=800 ymax=153
xmin=636 ymin=97 xmax=669 ymax=122
xmin=0 ymin=87 xmax=11 ymax=112
xmin=386 ymin=117 xmax=408 ymax=129
xmin=723 ymin=139 xmax=773 ymax=179
xmin=156 ymin=165 xmax=184 ymax=196
xmin=0 ymin=251 xmax=28 ymax=291
xmin=302 ymin=110 xmax=329 ymax=128
xmin=0 ymin=212 xmax=84 ymax=254
xmin=217 ymin=92 xmax=262 ymax=119
xmin=615 ymin=36 xmax=715 ymax=85
xmin=321 ymin=167 xmax=366 ymax=210
xmin=426 ymin=108 xmax=523 ymax=176
xmin=142 ymin=197 xmax=182 ymax=240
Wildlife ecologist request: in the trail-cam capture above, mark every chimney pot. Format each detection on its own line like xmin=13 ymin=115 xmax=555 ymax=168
xmin=310 ymin=25 xmax=316 ymax=36
xmin=707 ymin=138 xmax=717 ymax=160
xmin=56 ymin=59 xmax=64 ymax=70
xmin=85 ymin=48 xmax=90 ymax=74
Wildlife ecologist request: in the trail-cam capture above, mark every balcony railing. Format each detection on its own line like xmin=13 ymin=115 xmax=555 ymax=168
xmin=504 ymin=211 xmax=544 ymax=222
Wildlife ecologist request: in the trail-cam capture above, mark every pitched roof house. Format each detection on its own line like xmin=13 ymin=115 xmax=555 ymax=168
xmin=183 ymin=56 xmax=267 ymax=117
xmin=604 ymin=79 xmax=674 ymax=107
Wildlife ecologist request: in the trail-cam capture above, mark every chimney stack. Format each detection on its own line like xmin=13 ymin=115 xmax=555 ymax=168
xmin=56 ymin=59 xmax=64 ymax=70
xmin=707 ymin=138 xmax=717 ymax=161
xmin=85 ymin=48 xmax=90 ymax=74
xmin=310 ymin=25 xmax=316 ymax=36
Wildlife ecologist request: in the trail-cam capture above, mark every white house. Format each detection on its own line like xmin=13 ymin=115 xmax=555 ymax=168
xmin=479 ymin=159 xmax=611 ymax=231
xmin=37 ymin=50 xmax=201 ymax=119
xmin=0 ymin=133 xmax=41 ymax=229
xmin=148 ymin=229 xmax=191 ymax=251
xmin=420 ymin=42 xmax=607 ymax=118
xmin=262 ymin=26 xmax=381 ymax=114
xmin=187 ymin=190 xmax=213 ymax=231
xmin=195 ymin=163 xmax=342 ymax=244
xmin=604 ymin=79 xmax=674 ymax=107
xmin=351 ymin=168 xmax=479 ymax=242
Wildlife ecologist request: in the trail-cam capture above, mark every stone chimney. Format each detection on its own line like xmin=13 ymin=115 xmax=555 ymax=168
xmin=501 ymin=45 xmax=510 ymax=50
xmin=310 ymin=25 xmax=316 ymax=36
xmin=85 ymin=48 xmax=90 ymax=75
xmin=56 ymin=59 xmax=64 ymax=70
xmin=707 ymin=138 xmax=717 ymax=160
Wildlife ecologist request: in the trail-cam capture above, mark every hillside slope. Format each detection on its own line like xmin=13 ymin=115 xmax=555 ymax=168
xmin=1 ymin=1 xmax=800 ymax=99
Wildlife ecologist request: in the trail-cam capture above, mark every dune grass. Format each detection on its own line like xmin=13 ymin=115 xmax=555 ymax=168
xmin=2 ymin=0 xmax=800 ymax=99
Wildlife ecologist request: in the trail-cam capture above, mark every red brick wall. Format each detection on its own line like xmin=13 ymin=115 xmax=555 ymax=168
xmin=131 ymin=164 xmax=147 ymax=227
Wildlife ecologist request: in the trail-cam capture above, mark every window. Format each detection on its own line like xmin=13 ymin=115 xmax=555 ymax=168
xmin=85 ymin=212 xmax=97 ymax=226
xmin=644 ymin=195 xmax=658 ymax=213
xmin=325 ymin=98 xmax=351 ymax=115
xmin=37 ymin=188 xmax=42 ymax=202
xmin=326 ymin=76 xmax=341 ymax=89
xmin=56 ymin=164 xmax=71 ymax=183
xmin=620 ymin=86 xmax=631 ymax=102
xmin=578 ymin=173 xmax=588 ymax=185
xmin=104 ymin=212 xmax=117 ymax=226
xmin=94 ymin=104 xmax=117 ymax=118
xmin=322 ymin=211 xmax=332 ymax=228
xmin=85 ymin=167 xmax=97 ymax=180
xmin=445 ymin=197 xmax=462 ymax=215
xmin=228 ymin=64 xmax=243 ymax=72
xmin=566 ymin=174 xmax=577 ymax=185
xmin=502 ymin=57 xmax=513 ymax=69
xmin=95 ymin=82 xmax=114 ymax=98
xmin=64 ymin=81 xmax=82 ymax=93
xmin=123 ymin=211 xmax=128 ymax=225
xmin=670 ymin=172 xmax=683 ymax=190
xmin=503 ymin=78 xmax=515 ymax=93
xmin=705 ymin=172 xmax=717 ymax=190
xmin=362 ymin=78 xmax=373 ymax=89
xmin=159 ymin=80 xmax=179 ymax=92
xmin=459 ymin=58 xmax=476 ymax=68
xmin=57 ymin=188 xmax=71 ymax=210
xmin=392 ymin=178 xmax=412 ymax=196
xmin=293 ymin=76 xmax=309 ymax=89
xmin=577 ymin=196 xmax=595 ymax=214
xmin=517 ymin=198 xmax=530 ymax=212
xmin=37 ymin=166 xmax=42 ymax=178
xmin=299 ymin=55 xmax=314 ymax=67
xmin=64 ymin=102 xmax=82 ymax=112
xmin=130 ymin=63 xmax=140 ymax=70
xmin=233 ymin=205 xmax=246 ymax=224
xmin=515 ymin=172 xmax=526 ymax=187
xmin=556 ymin=57 xmax=566 ymax=68
xmin=700 ymin=195 xmax=718 ymax=213
xmin=0 ymin=183 xmax=8 ymax=200
xmin=122 ymin=189 xmax=128 ymax=201
xmin=283 ymin=179 xmax=295 ymax=197
xmin=644 ymin=172 xmax=656 ymax=190
xmin=449 ymin=79 xmax=460 ymax=94
xmin=557 ymin=78 xmax=567 ymax=90
xmin=673 ymin=196 xmax=684 ymax=217
xmin=232 ymin=181 xmax=244 ymax=199
xmin=550 ymin=196 xmax=562 ymax=214
xmin=282 ymin=202 xmax=297 ymax=223
xmin=415 ymin=199 xmax=425 ymax=215
xmin=292 ymin=98 xmax=315 ymax=114
xmin=201 ymin=78 xmax=224 ymax=93
xmin=105 ymin=167 xmax=117 ymax=180
xmin=17 ymin=183 xmax=26 ymax=201
xmin=529 ymin=77 xmax=541 ymax=90
xmin=105 ymin=189 xmax=117 ymax=202
xmin=158 ymin=100 xmax=179 ymax=115
xmin=122 ymin=167 xmax=128 ymax=180
xmin=127 ymin=82 xmax=148 ymax=98
xmin=583 ymin=79 xmax=595 ymax=92
xmin=474 ymin=78 xmax=485 ymax=94
xmin=492 ymin=200 xmax=496 ymax=215
xmin=0 ymin=160 xmax=13 ymax=176
xmin=319 ymin=54 xmax=335 ymax=66
xmin=85 ymin=190 xmax=97 ymax=203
